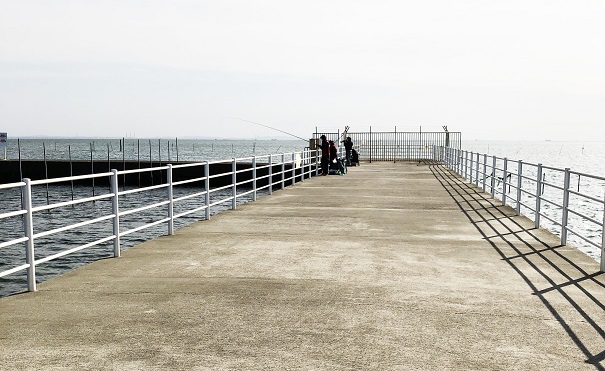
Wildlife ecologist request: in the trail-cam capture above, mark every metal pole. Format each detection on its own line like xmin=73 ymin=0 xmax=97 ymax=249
xmin=268 ymin=154 xmax=273 ymax=195
xmin=122 ymin=138 xmax=126 ymax=190
xmin=167 ymin=164 xmax=174 ymax=235
xmin=22 ymin=178 xmax=36 ymax=292
xmin=204 ymin=161 xmax=210 ymax=220
xmin=149 ymin=139 xmax=153 ymax=186
xmin=137 ymin=139 xmax=141 ymax=187
xmin=158 ymin=139 xmax=162 ymax=183
xmin=301 ymin=150 xmax=305 ymax=182
xmin=601 ymin=195 xmax=605 ymax=272
xmin=516 ymin=160 xmax=523 ymax=215
xmin=281 ymin=153 xmax=285 ymax=190
xmin=561 ymin=168 xmax=571 ymax=245
xmin=18 ymin=138 xmax=23 ymax=181
xmin=252 ymin=156 xmax=257 ymax=201
xmin=469 ymin=151 xmax=473 ymax=184
xmin=482 ymin=154 xmax=487 ymax=191
xmin=90 ymin=143 xmax=95 ymax=199
xmin=291 ymin=153 xmax=296 ymax=186
xmin=475 ymin=152 xmax=480 ymax=186
xmin=463 ymin=151 xmax=468 ymax=180
xmin=502 ymin=158 xmax=508 ymax=205
xmin=535 ymin=164 xmax=543 ymax=228
xmin=369 ymin=126 xmax=372 ymax=163
xmin=491 ymin=156 xmax=496 ymax=198
xmin=232 ymin=158 xmax=237 ymax=210
xmin=315 ymin=146 xmax=319 ymax=176
xmin=69 ymin=145 xmax=74 ymax=201
xmin=43 ymin=142 xmax=49 ymax=205
xmin=111 ymin=169 xmax=120 ymax=257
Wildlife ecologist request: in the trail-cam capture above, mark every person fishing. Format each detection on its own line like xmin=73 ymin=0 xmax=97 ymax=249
xmin=320 ymin=135 xmax=330 ymax=175
xmin=342 ymin=136 xmax=353 ymax=166
xmin=329 ymin=140 xmax=346 ymax=175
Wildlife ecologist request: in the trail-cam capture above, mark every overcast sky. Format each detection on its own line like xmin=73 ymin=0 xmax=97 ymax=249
xmin=1 ymin=0 xmax=603 ymax=140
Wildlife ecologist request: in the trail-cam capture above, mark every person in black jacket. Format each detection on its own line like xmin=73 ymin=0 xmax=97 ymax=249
xmin=343 ymin=137 xmax=353 ymax=165
xmin=320 ymin=135 xmax=329 ymax=175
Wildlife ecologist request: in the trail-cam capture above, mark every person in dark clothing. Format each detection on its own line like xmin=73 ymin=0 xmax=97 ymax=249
xmin=343 ymin=137 xmax=353 ymax=165
xmin=320 ymin=135 xmax=329 ymax=175
xmin=329 ymin=140 xmax=346 ymax=174
xmin=329 ymin=140 xmax=337 ymax=163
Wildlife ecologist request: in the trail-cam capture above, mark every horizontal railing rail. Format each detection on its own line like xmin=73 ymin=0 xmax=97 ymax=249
xmin=444 ymin=147 xmax=604 ymax=272
xmin=0 ymin=148 xmax=321 ymax=294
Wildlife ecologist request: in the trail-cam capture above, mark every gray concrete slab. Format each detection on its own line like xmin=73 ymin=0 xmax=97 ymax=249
xmin=1 ymin=162 xmax=603 ymax=370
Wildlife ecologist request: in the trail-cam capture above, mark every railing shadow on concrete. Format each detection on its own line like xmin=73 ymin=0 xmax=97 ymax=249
xmin=429 ymin=163 xmax=605 ymax=369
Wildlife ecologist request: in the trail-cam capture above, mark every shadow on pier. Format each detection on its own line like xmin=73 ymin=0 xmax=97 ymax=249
xmin=430 ymin=164 xmax=605 ymax=369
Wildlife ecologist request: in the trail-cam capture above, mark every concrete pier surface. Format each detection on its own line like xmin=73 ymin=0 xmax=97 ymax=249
xmin=1 ymin=162 xmax=603 ymax=370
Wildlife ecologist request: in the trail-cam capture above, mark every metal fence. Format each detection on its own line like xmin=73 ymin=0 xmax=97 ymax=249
xmin=0 ymin=149 xmax=321 ymax=294
xmin=444 ymin=147 xmax=605 ymax=272
xmin=312 ymin=130 xmax=461 ymax=162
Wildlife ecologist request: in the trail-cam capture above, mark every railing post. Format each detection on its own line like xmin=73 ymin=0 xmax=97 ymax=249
xmin=268 ymin=154 xmax=273 ymax=195
xmin=292 ymin=153 xmax=296 ymax=185
xmin=281 ymin=153 xmax=285 ymax=190
xmin=111 ymin=169 xmax=121 ymax=257
xmin=561 ymin=168 xmax=571 ymax=245
xmin=502 ymin=158 xmax=508 ymax=205
xmin=204 ymin=161 xmax=210 ymax=220
xmin=232 ymin=158 xmax=237 ymax=210
xmin=22 ymin=178 xmax=36 ymax=292
xmin=516 ymin=160 xmax=523 ymax=215
xmin=475 ymin=152 xmax=480 ymax=186
xmin=464 ymin=151 xmax=468 ymax=180
xmin=301 ymin=150 xmax=306 ymax=182
xmin=167 ymin=164 xmax=174 ymax=235
xmin=491 ymin=156 xmax=496 ymax=198
xmin=482 ymin=154 xmax=487 ymax=191
xmin=601 ymin=193 xmax=604 ymax=272
xmin=315 ymin=149 xmax=319 ymax=176
xmin=535 ymin=164 xmax=543 ymax=228
xmin=252 ymin=156 xmax=257 ymax=201
xmin=469 ymin=151 xmax=473 ymax=184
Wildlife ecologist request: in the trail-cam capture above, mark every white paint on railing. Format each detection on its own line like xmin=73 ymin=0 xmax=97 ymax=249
xmin=253 ymin=156 xmax=257 ymax=201
xmin=602 ymin=194 xmax=605 ymax=272
xmin=516 ymin=161 xmax=523 ymax=215
xmin=281 ymin=153 xmax=285 ymax=190
xmin=1 ymin=151 xmax=323 ymax=293
xmin=22 ymin=178 xmax=36 ymax=292
xmin=168 ymin=164 xmax=174 ymax=236
xmin=561 ymin=168 xmax=571 ymax=245
xmin=445 ymin=147 xmax=603 ymax=272
xmin=232 ymin=158 xmax=237 ymax=210
xmin=111 ymin=169 xmax=120 ymax=257
xmin=502 ymin=158 xmax=508 ymax=206
xmin=204 ymin=162 xmax=210 ymax=220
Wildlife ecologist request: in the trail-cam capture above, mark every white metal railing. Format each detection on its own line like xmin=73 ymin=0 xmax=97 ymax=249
xmin=443 ymin=147 xmax=605 ymax=272
xmin=0 ymin=149 xmax=320 ymax=294
xmin=313 ymin=130 xmax=461 ymax=162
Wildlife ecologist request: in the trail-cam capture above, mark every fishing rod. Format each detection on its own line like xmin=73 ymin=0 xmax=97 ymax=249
xmin=231 ymin=118 xmax=308 ymax=142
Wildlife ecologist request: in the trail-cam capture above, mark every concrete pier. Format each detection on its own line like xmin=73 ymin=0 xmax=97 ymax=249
xmin=0 ymin=162 xmax=603 ymax=370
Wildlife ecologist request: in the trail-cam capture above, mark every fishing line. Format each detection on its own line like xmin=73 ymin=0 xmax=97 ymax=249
xmin=230 ymin=117 xmax=308 ymax=142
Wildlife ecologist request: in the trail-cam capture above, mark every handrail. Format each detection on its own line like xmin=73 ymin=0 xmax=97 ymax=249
xmin=0 ymin=148 xmax=321 ymax=295
xmin=444 ymin=147 xmax=604 ymax=272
